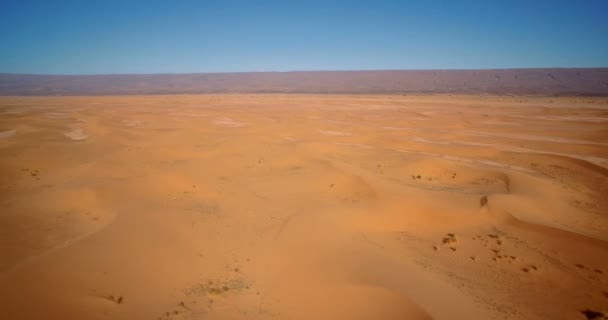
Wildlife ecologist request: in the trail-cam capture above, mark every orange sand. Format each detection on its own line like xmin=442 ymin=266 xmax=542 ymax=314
xmin=1 ymin=95 xmax=607 ymax=319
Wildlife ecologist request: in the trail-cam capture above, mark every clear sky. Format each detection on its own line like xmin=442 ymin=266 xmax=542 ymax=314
xmin=1 ymin=0 xmax=607 ymax=74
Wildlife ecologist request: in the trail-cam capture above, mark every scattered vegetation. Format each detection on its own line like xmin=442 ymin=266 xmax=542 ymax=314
xmin=581 ymin=309 xmax=605 ymax=320
xmin=480 ymin=196 xmax=488 ymax=207
xmin=107 ymin=295 xmax=123 ymax=304
xmin=442 ymin=233 xmax=457 ymax=245
xmin=186 ymin=278 xmax=248 ymax=297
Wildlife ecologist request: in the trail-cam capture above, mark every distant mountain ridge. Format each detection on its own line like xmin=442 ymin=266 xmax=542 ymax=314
xmin=1 ymin=68 xmax=607 ymax=95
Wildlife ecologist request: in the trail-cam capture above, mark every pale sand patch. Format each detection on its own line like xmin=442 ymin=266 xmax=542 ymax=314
xmin=319 ymin=130 xmax=353 ymax=136
xmin=44 ymin=112 xmax=71 ymax=119
xmin=382 ymin=126 xmax=411 ymax=130
xmin=64 ymin=128 xmax=88 ymax=141
xmin=211 ymin=117 xmax=246 ymax=127
xmin=410 ymin=137 xmax=451 ymax=145
xmin=0 ymin=129 xmax=16 ymax=138
xmin=121 ymin=119 xmax=143 ymax=127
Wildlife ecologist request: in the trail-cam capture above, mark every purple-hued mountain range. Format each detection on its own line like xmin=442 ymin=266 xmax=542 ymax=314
xmin=1 ymin=68 xmax=607 ymax=95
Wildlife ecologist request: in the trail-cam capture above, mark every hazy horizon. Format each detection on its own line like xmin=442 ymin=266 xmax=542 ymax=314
xmin=2 ymin=68 xmax=608 ymax=96
xmin=3 ymin=66 xmax=608 ymax=77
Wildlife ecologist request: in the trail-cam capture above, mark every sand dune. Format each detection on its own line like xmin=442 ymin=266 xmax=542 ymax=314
xmin=0 ymin=94 xmax=607 ymax=320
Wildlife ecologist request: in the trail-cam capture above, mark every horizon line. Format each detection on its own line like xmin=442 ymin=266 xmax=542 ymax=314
xmin=2 ymin=66 xmax=608 ymax=77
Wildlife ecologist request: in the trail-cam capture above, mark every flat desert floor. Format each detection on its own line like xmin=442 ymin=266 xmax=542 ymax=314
xmin=1 ymin=94 xmax=608 ymax=320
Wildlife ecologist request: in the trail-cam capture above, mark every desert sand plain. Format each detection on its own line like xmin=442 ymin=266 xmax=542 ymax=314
xmin=0 ymin=94 xmax=607 ymax=320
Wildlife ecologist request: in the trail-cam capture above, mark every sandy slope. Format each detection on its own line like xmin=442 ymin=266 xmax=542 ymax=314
xmin=0 ymin=94 xmax=607 ymax=320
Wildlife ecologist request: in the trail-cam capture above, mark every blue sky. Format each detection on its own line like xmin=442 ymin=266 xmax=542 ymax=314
xmin=1 ymin=0 xmax=607 ymax=74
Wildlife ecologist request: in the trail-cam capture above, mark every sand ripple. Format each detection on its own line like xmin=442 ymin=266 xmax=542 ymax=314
xmin=122 ymin=119 xmax=143 ymax=127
